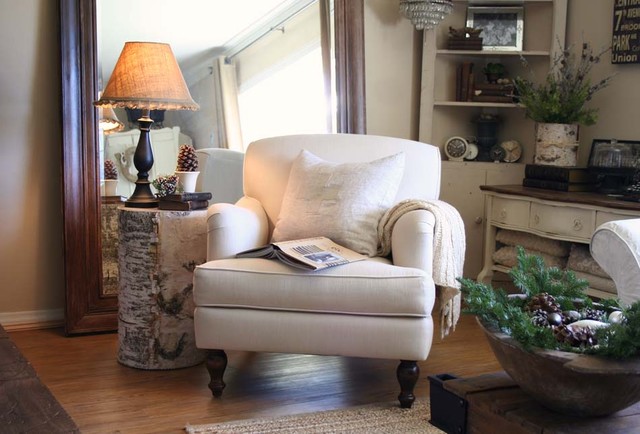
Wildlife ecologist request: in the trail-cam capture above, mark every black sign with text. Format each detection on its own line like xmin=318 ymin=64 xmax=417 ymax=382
xmin=613 ymin=0 xmax=640 ymax=64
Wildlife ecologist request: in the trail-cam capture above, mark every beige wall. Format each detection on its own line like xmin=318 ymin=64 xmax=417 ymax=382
xmin=364 ymin=0 xmax=422 ymax=140
xmin=2 ymin=0 xmax=639 ymax=325
xmin=566 ymin=0 xmax=640 ymax=166
xmin=0 ymin=0 xmax=64 ymax=319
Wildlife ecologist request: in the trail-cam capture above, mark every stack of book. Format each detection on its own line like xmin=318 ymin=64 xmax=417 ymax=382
xmin=447 ymin=36 xmax=483 ymax=50
xmin=472 ymin=83 xmax=515 ymax=104
xmin=455 ymin=62 xmax=475 ymax=102
xmin=158 ymin=192 xmax=212 ymax=210
xmin=523 ymin=165 xmax=596 ymax=192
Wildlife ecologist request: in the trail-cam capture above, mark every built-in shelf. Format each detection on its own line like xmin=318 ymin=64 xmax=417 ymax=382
xmin=434 ymin=101 xmax=521 ymax=108
xmin=436 ymin=50 xmax=550 ymax=56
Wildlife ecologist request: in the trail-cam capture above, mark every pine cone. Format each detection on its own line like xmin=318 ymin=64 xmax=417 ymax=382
xmin=530 ymin=309 xmax=550 ymax=328
xmin=581 ymin=307 xmax=606 ymax=321
xmin=152 ymin=174 xmax=179 ymax=198
xmin=554 ymin=324 xmax=575 ymax=345
xmin=526 ymin=293 xmax=561 ymax=314
xmin=572 ymin=326 xmax=598 ymax=348
xmin=104 ymin=160 xmax=118 ymax=180
xmin=176 ymin=144 xmax=198 ymax=172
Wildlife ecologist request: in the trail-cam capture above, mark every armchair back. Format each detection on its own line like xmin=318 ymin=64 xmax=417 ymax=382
xmin=243 ymin=134 xmax=441 ymax=231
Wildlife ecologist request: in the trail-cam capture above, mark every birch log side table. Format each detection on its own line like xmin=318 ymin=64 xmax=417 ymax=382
xmin=118 ymin=207 xmax=207 ymax=370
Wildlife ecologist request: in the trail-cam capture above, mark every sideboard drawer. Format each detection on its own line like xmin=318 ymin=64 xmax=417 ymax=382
xmin=491 ymin=197 xmax=530 ymax=228
xmin=529 ymin=203 xmax=595 ymax=240
xmin=596 ymin=211 xmax=640 ymax=227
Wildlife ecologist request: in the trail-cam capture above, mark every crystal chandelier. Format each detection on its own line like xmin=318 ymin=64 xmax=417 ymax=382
xmin=399 ymin=0 xmax=454 ymax=30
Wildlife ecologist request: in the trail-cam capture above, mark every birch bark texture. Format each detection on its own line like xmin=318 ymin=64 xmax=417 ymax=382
xmin=118 ymin=208 xmax=207 ymax=369
xmin=534 ymin=122 xmax=579 ymax=167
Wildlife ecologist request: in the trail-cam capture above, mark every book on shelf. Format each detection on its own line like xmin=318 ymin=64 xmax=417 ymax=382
xmin=472 ymin=95 xmax=514 ymax=103
xmin=447 ymin=37 xmax=483 ymax=50
xmin=524 ymin=164 xmax=595 ymax=183
xmin=457 ymin=62 xmax=474 ymax=102
xmin=158 ymin=199 xmax=209 ymax=211
xmin=236 ymin=236 xmax=366 ymax=271
xmin=522 ymin=178 xmax=595 ymax=192
xmin=474 ymin=83 xmax=515 ymax=93
xmin=162 ymin=192 xmax=212 ymax=202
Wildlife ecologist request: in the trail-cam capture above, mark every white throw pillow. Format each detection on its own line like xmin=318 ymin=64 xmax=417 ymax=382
xmin=272 ymin=149 xmax=405 ymax=256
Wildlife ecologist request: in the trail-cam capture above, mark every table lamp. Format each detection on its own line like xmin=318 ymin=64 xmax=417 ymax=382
xmin=95 ymin=41 xmax=199 ymax=208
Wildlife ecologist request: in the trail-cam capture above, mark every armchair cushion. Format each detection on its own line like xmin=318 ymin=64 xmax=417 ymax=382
xmin=194 ymin=257 xmax=434 ymax=317
xmin=272 ymin=150 xmax=405 ymax=256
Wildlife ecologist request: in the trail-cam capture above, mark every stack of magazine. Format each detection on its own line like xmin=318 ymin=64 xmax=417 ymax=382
xmin=236 ymin=236 xmax=366 ymax=271
xmin=158 ymin=192 xmax=212 ymax=210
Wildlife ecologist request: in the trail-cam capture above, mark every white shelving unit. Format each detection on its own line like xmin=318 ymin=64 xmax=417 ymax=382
xmin=418 ymin=0 xmax=568 ymax=278
xmin=420 ymin=0 xmax=567 ymax=160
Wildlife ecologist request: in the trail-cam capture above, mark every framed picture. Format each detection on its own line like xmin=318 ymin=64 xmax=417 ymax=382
xmin=588 ymin=139 xmax=640 ymax=169
xmin=466 ymin=6 xmax=524 ymax=51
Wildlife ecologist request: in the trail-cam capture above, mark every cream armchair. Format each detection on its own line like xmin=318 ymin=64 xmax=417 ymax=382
xmin=193 ymin=134 xmax=443 ymax=408
xmin=591 ymin=219 xmax=640 ymax=306
xmin=195 ymin=148 xmax=244 ymax=204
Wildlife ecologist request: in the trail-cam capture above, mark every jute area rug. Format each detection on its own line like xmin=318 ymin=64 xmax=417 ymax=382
xmin=185 ymin=400 xmax=445 ymax=433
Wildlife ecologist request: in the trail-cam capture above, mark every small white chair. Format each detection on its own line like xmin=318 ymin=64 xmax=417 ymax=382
xmin=195 ymin=148 xmax=244 ymax=204
xmin=193 ymin=134 xmax=445 ymax=408
xmin=591 ymin=218 xmax=640 ymax=306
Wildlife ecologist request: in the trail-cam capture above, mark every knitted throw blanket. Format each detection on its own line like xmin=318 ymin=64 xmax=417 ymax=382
xmin=377 ymin=199 xmax=466 ymax=338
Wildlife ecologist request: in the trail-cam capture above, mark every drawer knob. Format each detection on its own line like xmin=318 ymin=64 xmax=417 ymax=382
xmin=533 ymin=214 xmax=540 ymax=225
xmin=475 ymin=216 xmax=483 ymax=224
xmin=500 ymin=209 xmax=507 ymax=219
xmin=573 ymin=219 xmax=583 ymax=231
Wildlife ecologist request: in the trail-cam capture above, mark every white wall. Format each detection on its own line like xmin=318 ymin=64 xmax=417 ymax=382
xmin=0 ymin=0 xmax=64 ymax=323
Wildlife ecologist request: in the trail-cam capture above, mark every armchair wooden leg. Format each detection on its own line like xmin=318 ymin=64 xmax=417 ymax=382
xmin=397 ymin=360 xmax=419 ymax=408
xmin=206 ymin=350 xmax=227 ymax=398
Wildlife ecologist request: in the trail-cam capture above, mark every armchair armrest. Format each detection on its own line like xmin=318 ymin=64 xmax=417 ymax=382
xmin=391 ymin=209 xmax=436 ymax=275
xmin=206 ymin=196 xmax=269 ymax=260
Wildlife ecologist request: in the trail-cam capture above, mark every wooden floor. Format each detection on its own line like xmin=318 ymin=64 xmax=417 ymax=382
xmin=8 ymin=314 xmax=500 ymax=434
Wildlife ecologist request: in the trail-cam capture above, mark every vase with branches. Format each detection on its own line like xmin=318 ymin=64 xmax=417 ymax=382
xmin=514 ymin=42 xmax=614 ymax=166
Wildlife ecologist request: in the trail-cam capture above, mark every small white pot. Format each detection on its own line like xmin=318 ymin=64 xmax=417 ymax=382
xmin=175 ymin=171 xmax=200 ymax=193
xmin=102 ymin=179 xmax=118 ymax=196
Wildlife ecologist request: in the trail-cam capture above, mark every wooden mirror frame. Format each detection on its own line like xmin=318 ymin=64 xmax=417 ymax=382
xmin=60 ymin=0 xmax=365 ymax=334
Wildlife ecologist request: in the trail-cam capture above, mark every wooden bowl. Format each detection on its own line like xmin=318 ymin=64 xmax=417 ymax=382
xmin=478 ymin=319 xmax=640 ymax=416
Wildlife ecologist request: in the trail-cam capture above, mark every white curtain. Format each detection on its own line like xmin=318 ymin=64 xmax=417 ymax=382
xmin=213 ymin=56 xmax=244 ymax=152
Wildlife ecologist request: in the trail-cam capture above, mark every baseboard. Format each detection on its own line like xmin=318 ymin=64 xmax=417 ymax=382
xmin=0 ymin=309 xmax=64 ymax=331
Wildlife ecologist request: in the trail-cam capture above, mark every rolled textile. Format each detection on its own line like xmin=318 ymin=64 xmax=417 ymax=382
xmin=493 ymin=245 xmax=567 ymax=270
xmin=572 ymin=270 xmax=617 ymax=295
xmin=567 ymin=243 xmax=609 ymax=278
xmin=495 ymin=229 xmax=571 ymax=257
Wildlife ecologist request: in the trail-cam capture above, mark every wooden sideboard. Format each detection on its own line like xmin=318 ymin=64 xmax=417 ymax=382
xmin=477 ymin=185 xmax=640 ymax=299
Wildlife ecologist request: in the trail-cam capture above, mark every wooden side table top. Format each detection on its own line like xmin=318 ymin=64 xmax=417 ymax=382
xmin=443 ymin=371 xmax=640 ymax=434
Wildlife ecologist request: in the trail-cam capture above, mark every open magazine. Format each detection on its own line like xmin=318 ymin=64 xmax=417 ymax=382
xmin=236 ymin=236 xmax=366 ymax=271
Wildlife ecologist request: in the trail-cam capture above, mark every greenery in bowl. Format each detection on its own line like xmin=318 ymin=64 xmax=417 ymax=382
xmin=513 ymin=42 xmax=614 ymax=126
xmin=459 ymin=247 xmax=640 ymax=359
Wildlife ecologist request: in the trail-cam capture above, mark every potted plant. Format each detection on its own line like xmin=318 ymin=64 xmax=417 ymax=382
xmin=175 ymin=144 xmax=199 ymax=193
xmin=483 ymin=62 xmax=505 ymax=84
xmin=513 ymin=42 xmax=614 ymax=166
xmin=459 ymin=248 xmax=640 ymax=416
xmin=102 ymin=159 xmax=118 ymax=196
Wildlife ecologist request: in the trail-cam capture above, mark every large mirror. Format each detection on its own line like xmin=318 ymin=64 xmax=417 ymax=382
xmin=61 ymin=0 xmax=365 ymax=334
